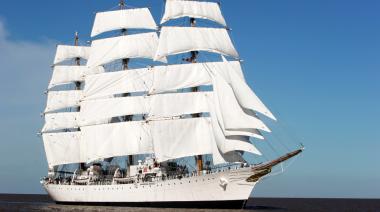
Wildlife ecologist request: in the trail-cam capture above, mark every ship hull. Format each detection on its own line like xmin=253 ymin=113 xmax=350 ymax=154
xmin=56 ymin=200 xmax=247 ymax=209
xmin=44 ymin=167 xmax=257 ymax=209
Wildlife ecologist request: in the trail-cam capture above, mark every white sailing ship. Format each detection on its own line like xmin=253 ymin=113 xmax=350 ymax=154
xmin=40 ymin=0 xmax=303 ymax=208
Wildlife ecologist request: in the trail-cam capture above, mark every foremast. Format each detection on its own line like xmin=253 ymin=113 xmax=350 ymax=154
xmin=42 ymin=31 xmax=94 ymax=170
xmin=73 ymin=32 xmax=86 ymax=172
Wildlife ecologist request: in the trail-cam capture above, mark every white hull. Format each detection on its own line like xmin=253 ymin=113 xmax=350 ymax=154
xmin=44 ymin=167 xmax=257 ymax=208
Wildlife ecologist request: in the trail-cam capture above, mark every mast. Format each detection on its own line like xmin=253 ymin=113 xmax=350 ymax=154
xmin=74 ymin=32 xmax=86 ymax=171
xmin=119 ymin=0 xmax=134 ymax=167
xmin=186 ymin=17 xmax=203 ymax=174
xmin=119 ymin=0 xmax=131 ymax=121
xmin=74 ymin=32 xmax=82 ymax=94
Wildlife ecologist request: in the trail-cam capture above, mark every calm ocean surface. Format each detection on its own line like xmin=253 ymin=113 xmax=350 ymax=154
xmin=0 ymin=194 xmax=379 ymax=212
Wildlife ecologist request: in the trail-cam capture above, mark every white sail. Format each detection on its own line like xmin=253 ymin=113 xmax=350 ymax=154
xmin=151 ymin=117 xmax=214 ymax=163
xmin=221 ymin=55 xmax=245 ymax=81
xmin=80 ymin=92 xmax=211 ymax=126
xmin=80 ymin=96 xmax=147 ymax=126
xmin=44 ymin=90 xmax=82 ymax=113
xmin=200 ymin=61 xmax=275 ymax=120
xmin=87 ymin=32 xmax=166 ymax=67
xmin=83 ymin=67 xmax=153 ymax=100
xmin=83 ymin=61 xmax=241 ymax=100
xmin=225 ymin=129 xmax=264 ymax=140
xmin=148 ymin=92 xmax=211 ymax=119
xmin=42 ymin=112 xmax=79 ymax=132
xmin=81 ymin=121 xmax=153 ymax=162
xmin=212 ymin=71 xmax=270 ymax=132
xmin=155 ymin=27 xmax=238 ymax=61
xmin=91 ymin=8 xmax=157 ymax=37
xmin=81 ymin=117 xmax=217 ymax=164
xmin=48 ymin=66 xmax=105 ymax=89
xmin=224 ymin=136 xmax=262 ymax=156
xmin=42 ymin=132 xmax=82 ymax=166
xmin=149 ymin=63 xmax=211 ymax=94
xmin=53 ymin=45 xmax=90 ymax=65
xmin=161 ymin=0 xmax=227 ymax=27
xmin=209 ymin=107 xmax=262 ymax=156
xmin=221 ymin=61 xmax=276 ymax=120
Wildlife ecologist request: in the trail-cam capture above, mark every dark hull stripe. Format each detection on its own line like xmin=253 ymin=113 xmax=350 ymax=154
xmin=56 ymin=200 xmax=247 ymax=209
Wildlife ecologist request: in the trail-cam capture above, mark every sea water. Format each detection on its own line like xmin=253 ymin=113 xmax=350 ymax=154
xmin=0 ymin=194 xmax=379 ymax=212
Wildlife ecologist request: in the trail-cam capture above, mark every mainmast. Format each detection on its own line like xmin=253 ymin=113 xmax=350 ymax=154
xmin=119 ymin=0 xmax=134 ymax=168
xmin=185 ymin=17 xmax=203 ymax=174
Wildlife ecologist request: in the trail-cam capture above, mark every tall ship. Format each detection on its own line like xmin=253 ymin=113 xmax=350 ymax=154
xmin=40 ymin=0 xmax=303 ymax=209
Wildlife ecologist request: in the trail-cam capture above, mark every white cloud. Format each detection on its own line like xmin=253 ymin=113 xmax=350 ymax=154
xmin=0 ymin=20 xmax=55 ymax=107
xmin=0 ymin=19 xmax=56 ymax=194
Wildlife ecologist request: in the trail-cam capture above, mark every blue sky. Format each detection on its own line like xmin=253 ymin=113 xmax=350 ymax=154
xmin=0 ymin=0 xmax=379 ymax=198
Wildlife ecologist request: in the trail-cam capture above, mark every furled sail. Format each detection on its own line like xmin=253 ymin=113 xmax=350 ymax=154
xmin=155 ymin=27 xmax=238 ymax=61
xmin=53 ymin=45 xmax=90 ymax=65
xmin=44 ymin=90 xmax=82 ymax=113
xmin=42 ymin=132 xmax=83 ymax=167
xmin=87 ymin=32 xmax=166 ymax=67
xmin=161 ymin=0 xmax=227 ymax=27
xmin=91 ymin=8 xmax=157 ymax=37
xmin=48 ymin=66 xmax=105 ymax=89
xmin=42 ymin=112 xmax=80 ymax=133
xmin=81 ymin=121 xmax=153 ymax=162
